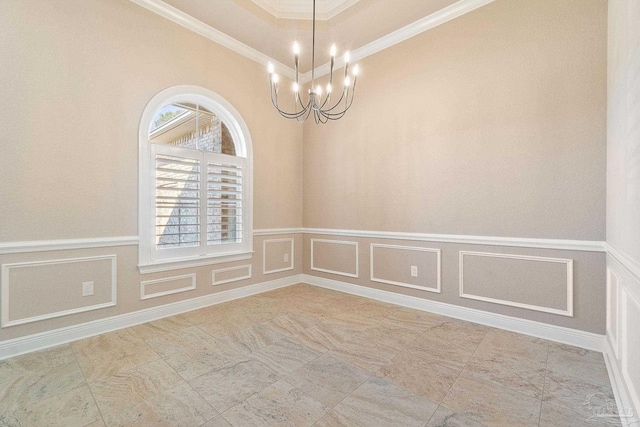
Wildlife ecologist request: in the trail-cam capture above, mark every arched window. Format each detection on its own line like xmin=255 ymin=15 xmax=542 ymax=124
xmin=138 ymin=86 xmax=253 ymax=273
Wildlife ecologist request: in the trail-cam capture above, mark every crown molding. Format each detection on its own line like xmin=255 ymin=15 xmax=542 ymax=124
xmin=250 ymin=0 xmax=361 ymax=20
xmin=129 ymin=0 xmax=495 ymax=83
xmin=128 ymin=0 xmax=295 ymax=80
xmin=299 ymin=0 xmax=496 ymax=83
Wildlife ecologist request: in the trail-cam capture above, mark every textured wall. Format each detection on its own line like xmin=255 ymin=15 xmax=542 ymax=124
xmin=303 ymin=0 xmax=607 ymax=240
xmin=0 ymin=0 xmax=303 ymax=242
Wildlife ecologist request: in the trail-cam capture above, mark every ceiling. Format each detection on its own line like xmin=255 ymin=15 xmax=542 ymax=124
xmin=138 ymin=0 xmax=492 ymax=76
xmin=249 ymin=0 xmax=363 ymax=20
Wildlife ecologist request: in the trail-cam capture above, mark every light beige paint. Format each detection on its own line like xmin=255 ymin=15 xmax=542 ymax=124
xmin=607 ymin=0 xmax=640 ymax=263
xmin=304 ymin=234 xmax=605 ymax=333
xmin=0 ymin=234 xmax=302 ymax=341
xmin=141 ymin=274 xmax=195 ymax=299
xmin=263 ymin=239 xmax=294 ymax=273
xmin=5 ymin=257 xmax=115 ymax=323
xmin=461 ymin=253 xmax=569 ymax=312
xmin=212 ymin=265 xmax=252 ymax=285
xmin=0 ymin=0 xmax=302 ymax=242
xmin=370 ymin=244 xmax=439 ymax=291
xmin=163 ymin=0 xmax=458 ymax=73
xmin=311 ymin=239 xmax=358 ymax=277
xmin=0 ymin=0 xmax=611 ymax=346
xmin=303 ymin=0 xmax=607 ymax=240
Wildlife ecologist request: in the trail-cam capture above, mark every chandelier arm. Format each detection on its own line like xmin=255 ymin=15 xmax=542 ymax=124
xmin=297 ymin=92 xmax=308 ymax=110
xmin=318 ymin=92 xmax=333 ymax=110
xmin=296 ymin=107 xmax=313 ymax=123
xmin=272 ymin=98 xmax=311 ymax=119
xmin=321 ymin=90 xmax=347 ymax=112
xmin=271 ymin=87 xmax=313 ymax=119
xmin=318 ymin=111 xmax=330 ymax=123
xmin=318 ymin=85 xmax=356 ymax=118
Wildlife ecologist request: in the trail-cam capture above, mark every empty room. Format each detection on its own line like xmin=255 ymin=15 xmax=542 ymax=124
xmin=1 ymin=0 xmax=639 ymax=426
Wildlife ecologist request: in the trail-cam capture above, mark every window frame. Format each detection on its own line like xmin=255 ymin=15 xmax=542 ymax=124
xmin=138 ymin=86 xmax=253 ymax=274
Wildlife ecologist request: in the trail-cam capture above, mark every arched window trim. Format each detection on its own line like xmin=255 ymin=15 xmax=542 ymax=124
xmin=138 ymin=85 xmax=253 ymax=274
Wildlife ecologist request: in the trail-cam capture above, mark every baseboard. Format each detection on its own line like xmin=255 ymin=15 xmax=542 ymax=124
xmin=604 ymin=338 xmax=640 ymax=427
xmin=302 ymin=274 xmax=605 ymax=351
xmin=0 ymin=274 xmax=303 ymax=360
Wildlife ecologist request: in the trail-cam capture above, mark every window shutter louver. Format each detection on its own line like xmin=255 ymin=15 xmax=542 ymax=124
xmin=154 ymin=151 xmax=201 ymax=250
xmin=207 ymin=159 xmax=243 ymax=245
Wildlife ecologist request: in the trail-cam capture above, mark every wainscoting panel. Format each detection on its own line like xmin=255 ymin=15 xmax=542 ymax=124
xmin=1 ymin=255 xmax=117 ymax=328
xmin=605 ymin=249 xmax=640 ymax=427
xmin=212 ymin=264 xmax=252 ymax=286
xmin=622 ymin=287 xmax=640 ymax=417
xmin=310 ymin=239 xmax=359 ymax=278
xmin=263 ymin=238 xmax=294 ymax=275
xmin=459 ymin=251 xmax=573 ymax=316
xmin=370 ymin=243 xmax=441 ymax=293
xmin=607 ymin=267 xmax=621 ymax=358
xmin=140 ymin=274 xmax=196 ymax=300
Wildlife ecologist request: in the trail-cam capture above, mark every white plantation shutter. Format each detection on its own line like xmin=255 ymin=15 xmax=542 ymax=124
xmin=139 ymin=88 xmax=253 ymax=271
xmin=207 ymin=158 xmax=243 ymax=246
xmin=150 ymin=144 xmax=246 ymax=261
xmin=151 ymin=144 xmax=202 ymax=260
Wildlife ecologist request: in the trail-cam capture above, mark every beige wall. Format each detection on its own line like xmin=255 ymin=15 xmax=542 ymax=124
xmin=0 ymin=0 xmax=303 ymax=343
xmin=0 ymin=0 xmax=302 ymax=242
xmin=0 ymin=0 xmax=611 ymax=348
xmin=303 ymin=0 xmax=607 ymax=240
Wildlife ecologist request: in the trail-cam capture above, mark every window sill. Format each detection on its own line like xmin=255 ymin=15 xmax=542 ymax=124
xmin=138 ymin=251 xmax=254 ymax=274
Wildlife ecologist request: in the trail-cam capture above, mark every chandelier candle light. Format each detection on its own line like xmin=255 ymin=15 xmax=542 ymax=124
xmin=268 ymin=0 xmax=359 ymax=124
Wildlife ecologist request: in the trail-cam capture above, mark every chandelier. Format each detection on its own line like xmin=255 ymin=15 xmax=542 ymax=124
xmin=267 ymin=0 xmax=359 ymax=124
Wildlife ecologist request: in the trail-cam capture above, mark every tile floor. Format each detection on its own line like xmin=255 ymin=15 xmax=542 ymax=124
xmin=0 ymin=284 xmax=620 ymax=427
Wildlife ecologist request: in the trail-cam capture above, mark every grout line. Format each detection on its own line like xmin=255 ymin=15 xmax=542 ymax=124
xmin=538 ymin=342 xmax=551 ymax=426
xmin=72 ymin=347 xmax=107 ymax=427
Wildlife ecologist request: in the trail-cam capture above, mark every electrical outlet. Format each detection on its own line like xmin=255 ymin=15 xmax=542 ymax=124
xmin=82 ymin=281 xmax=94 ymax=297
xmin=410 ymin=266 xmax=418 ymax=277
xmin=284 ymin=253 xmax=290 ymax=263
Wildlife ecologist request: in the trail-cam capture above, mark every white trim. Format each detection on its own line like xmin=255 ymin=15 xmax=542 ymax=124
xmin=0 ymin=229 xmax=605 ymax=257
xmin=606 ymin=243 xmax=640 ymax=284
xmin=0 ymin=236 xmax=138 ymax=255
xmin=302 ymin=274 xmax=604 ymax=351
xmin=304 ymin=228 xmax=604 ymax=252
xmin=128 ymin=0 xmax=295 ymax=79
xmin=253 ymin=228 xmax=304 ymax=236
xmin=140 ymin=273 xmax=196 ymax=300
xmin=0 ymin=275 xmax=301 ymax=361
xmin=138 ymin=251 xmax=253 ymax=274
xmin=370 ymin=243 xmax=441 ymax=293
xmin=310 ymin=238 xmax=359 ymax=278
xmin=212 ymin=264 xmax=252 ymax=286
xmin=607 ymin=267 xmax=621 ymax=359
xmin=459 ymin=251 xmax=573 ymax=317
xmin=1 ymin=256 xmax=117 ymax=328
xmin=263 ymin=238 xmax=295 ymax=275
xmin=622 ymin=288 xmax=640 ymax=417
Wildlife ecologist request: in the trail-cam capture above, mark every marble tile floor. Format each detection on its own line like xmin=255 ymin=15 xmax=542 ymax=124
xmin=0 ymin=283 xmax=620 ymax=427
